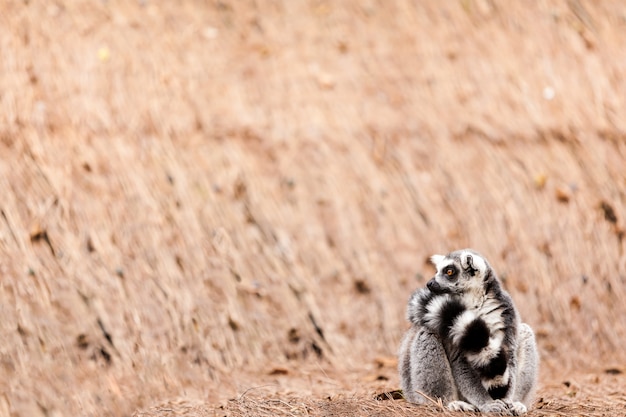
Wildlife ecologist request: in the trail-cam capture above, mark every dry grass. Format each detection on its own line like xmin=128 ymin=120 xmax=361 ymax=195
xmin=131 ymin=368 xmax=626 ymax=417
xmin=1 ymin=1 xmax=626 ymax=416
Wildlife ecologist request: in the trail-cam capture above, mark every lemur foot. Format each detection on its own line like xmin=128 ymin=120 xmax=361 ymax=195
xmin=508 ymin=401 xmax=528 ymax=415
xmin=447 ymin=400 xmax=478 ymax=412
xmin=479 ymin=399 xmax=513 ymax=415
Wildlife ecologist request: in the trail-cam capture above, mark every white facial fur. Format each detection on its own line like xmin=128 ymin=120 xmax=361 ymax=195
xmin=431 ymin=250 xmax=488 ymax=278
xmin=429 ymin=250 xmax=492 ymax=301
xmin=430 ymin=254 xmax=447 ymax=270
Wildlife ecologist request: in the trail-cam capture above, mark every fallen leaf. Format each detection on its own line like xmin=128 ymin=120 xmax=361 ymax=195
xmin=98 ymin=46 xmax=110 ymax=62
xmin=555 ymin=187 xmax=571 ymax=203
xmin=534 ymin=173 xmax=547 ymax=189
xmin=268 ymin=367 xmax=289 ymax=376
xmin=374 ymin=390 xmax=404 ymax=401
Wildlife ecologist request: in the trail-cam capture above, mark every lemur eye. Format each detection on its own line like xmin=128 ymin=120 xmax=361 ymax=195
xmin=444 ymin=267 xmax=455 ymax=277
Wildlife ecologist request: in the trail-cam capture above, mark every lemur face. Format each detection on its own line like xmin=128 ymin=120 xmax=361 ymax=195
xmin=427 ymin=249 xmax=490 ymax=295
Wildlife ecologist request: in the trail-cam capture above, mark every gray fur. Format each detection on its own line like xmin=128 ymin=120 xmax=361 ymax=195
xmin=399 ymin=326 xmax=456 ymax=404
xmin=398 ymin=249 xmax=539 ymax=415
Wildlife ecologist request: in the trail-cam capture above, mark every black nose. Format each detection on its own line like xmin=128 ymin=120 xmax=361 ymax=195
xmin=427 ymin=278 xmax=442 ymax=293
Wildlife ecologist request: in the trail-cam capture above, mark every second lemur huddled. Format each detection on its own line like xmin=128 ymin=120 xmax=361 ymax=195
xmin=398 ymin=249 xmax=538 ymax=415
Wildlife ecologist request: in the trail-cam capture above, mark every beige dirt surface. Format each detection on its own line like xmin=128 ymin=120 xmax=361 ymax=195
xmin=1 ymin=1 xmax=626 ymax=416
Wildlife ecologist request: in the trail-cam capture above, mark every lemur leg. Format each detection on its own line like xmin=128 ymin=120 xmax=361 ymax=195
xmin=497 ymin=323 xmax=539 ymax=415
xmin=398 ymin=326 xmax=460 ymax=405
xmin=449 ymin=355 xmax=508 ymax=414
xmin=513 ymin=323 xmax=539 ymax=407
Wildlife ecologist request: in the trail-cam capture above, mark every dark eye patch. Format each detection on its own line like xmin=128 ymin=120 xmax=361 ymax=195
xmin=443 ymin=265 xmax=457 ymax=278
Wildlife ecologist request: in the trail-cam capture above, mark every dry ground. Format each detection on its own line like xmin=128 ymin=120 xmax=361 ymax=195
xmin=1 ymin=1 xmax=626 ymax=416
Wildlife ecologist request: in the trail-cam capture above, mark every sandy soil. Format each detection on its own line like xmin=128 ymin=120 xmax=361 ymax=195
xmin=1 ymin=1 xmax=626 ymax=416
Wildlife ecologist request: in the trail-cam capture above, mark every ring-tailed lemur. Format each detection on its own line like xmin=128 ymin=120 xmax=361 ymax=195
xmin=398 ymin=249 xmax=538 ymax=415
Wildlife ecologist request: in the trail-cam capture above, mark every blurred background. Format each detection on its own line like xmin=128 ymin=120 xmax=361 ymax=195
xmin=1 ymin=1 xmax=625 ymax=416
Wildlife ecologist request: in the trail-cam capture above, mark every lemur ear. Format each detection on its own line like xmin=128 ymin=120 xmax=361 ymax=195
xmin=430 ymin=254 xmax=445 ymax=268
xmin=460 ymin=251 xmax=487 ymax=275
xmin=461 ymin=254 xmax=477 ymax=276
xmin=461 ymin=254 xmax=473 ymax=270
